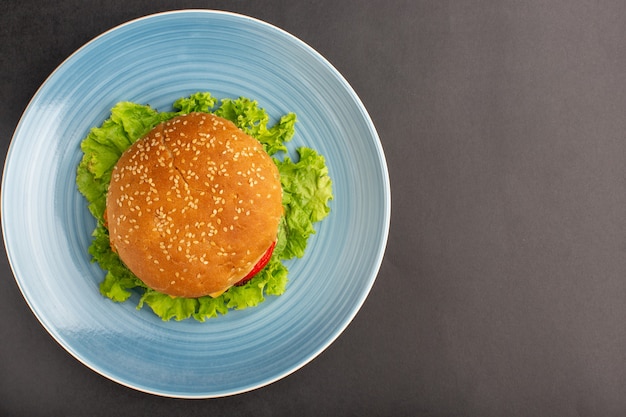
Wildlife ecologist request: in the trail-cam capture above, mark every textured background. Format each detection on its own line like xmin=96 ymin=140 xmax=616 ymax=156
xmin=3 ymin=1 xmax=626 ymax=416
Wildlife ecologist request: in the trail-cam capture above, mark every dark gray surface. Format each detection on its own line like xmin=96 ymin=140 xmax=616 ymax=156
xmin=3 ymin=1 xmax=626 ymax=416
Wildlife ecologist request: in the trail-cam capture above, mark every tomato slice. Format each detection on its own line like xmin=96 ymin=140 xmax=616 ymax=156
xmin=235 ymin=241 xmax=277 ymax=286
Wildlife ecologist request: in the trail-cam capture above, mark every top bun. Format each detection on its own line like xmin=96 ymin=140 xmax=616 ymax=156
xmin=106 ymin=112 xmax=283 ymax=298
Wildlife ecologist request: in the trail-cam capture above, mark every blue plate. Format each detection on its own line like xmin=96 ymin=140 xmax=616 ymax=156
xmin=2 ymin=10 xmax=390 ymax=398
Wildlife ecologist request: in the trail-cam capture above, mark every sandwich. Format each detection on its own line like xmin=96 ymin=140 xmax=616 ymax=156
xmin=77 ymin=92 xmax=333 ymax=321
xmin=106 ymin=112 xmax=283 ymax=298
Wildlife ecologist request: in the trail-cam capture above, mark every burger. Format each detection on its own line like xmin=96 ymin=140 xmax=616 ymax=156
xmin=105 ymin=112 xmax=283 ymax=298
xmin=77 ymin=92 xmax=333 ymax=321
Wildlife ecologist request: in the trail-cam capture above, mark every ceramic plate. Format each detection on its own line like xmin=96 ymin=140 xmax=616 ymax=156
xmin=2 ymin=10 xmax=390 ymax=398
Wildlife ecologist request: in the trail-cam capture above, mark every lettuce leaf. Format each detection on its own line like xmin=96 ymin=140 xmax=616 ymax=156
xmin=77 ymin=92 xmax=331 ymax=321
xmin=172 ymin=91 xmax=218 ymax=114
xmin=90 ymin=225 xmax=145 ymax=302
xmin=275 ymin=148 xmax=333 ymax=260
xmin=215 ymin=97 xmax=296 ymax=155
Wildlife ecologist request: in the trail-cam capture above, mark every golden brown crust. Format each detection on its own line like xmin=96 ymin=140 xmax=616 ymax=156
xmin=106 ymin=113 xmax=283 ymax=298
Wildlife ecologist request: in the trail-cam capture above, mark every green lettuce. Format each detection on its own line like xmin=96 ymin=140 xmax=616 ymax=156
xmin=214 ymin=97 xmax=297 ymax=155
xmin=275 ymin=148 xmax=333 ymax=260
xmin=76 ymin=92 xmax=332 ymax=321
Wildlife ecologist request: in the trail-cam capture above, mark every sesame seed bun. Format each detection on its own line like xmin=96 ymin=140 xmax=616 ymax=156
xmin=106 ymin=112 xmax=283 ymax=298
